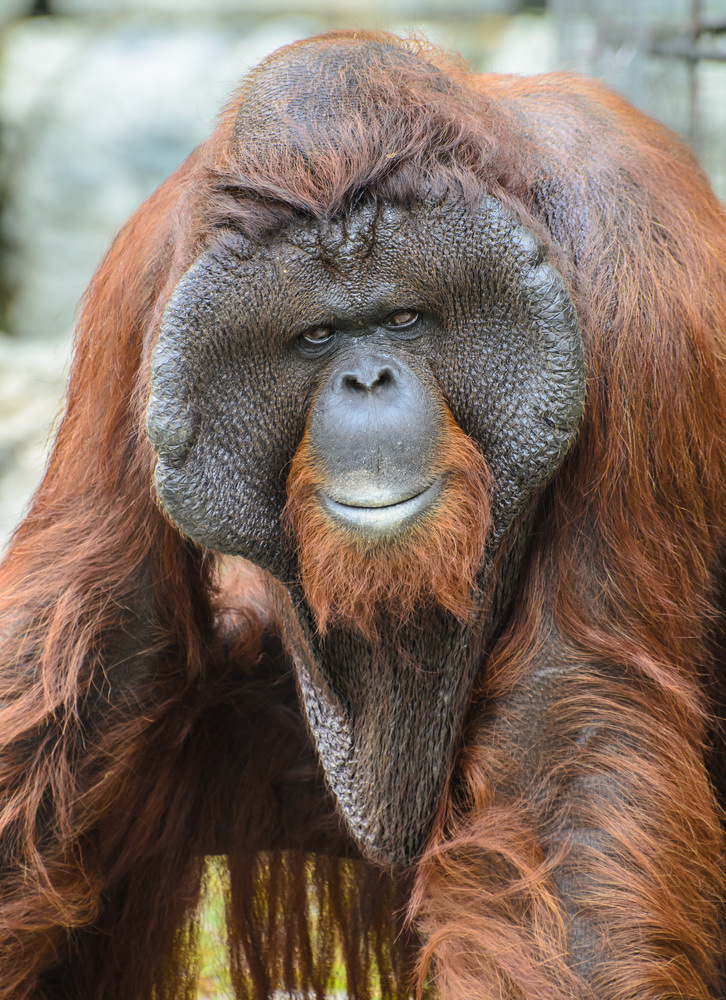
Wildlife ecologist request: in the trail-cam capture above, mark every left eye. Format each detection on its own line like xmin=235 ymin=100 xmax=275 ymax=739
xmin=300 ymin=326 xmax=335 ymax=346
xmin=384 ymin=310 xmax=418 ymax=329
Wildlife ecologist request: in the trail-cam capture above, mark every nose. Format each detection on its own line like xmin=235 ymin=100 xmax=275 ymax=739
xmin=338 ymin=357 xmax=398 ymax=395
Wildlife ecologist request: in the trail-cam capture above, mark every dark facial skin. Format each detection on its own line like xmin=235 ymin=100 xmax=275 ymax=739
xmin=146 ymin=193 xmax=585 ymax=863
xmin=305 ymin=322 xmax=447 ymax=539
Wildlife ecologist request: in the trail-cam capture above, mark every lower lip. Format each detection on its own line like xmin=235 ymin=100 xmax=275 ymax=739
xmin=320 ymin=479 xmax=443 ymax=536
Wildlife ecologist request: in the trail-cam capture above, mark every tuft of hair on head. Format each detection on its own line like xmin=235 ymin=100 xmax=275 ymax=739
xmin=283 ymin=411 xmax=493 ymax=639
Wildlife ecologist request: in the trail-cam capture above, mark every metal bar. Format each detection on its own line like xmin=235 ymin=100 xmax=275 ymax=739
xmin=650 ymin=40 xmax=726 ymax=61
xmin=688 ymin=0 xmax=699 ymax=152
xmin=695 ymin=19 xmax=726 ymax=34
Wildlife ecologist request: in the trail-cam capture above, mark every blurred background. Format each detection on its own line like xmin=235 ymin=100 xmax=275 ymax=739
xmin=1 ymin=0 xmax=725 ymax=547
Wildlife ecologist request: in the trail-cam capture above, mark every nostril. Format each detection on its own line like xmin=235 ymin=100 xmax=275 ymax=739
xmin=342 ymin=366 xmax=395 ymax=393
xmin=342 ymin=373 xmax=365 ymax=393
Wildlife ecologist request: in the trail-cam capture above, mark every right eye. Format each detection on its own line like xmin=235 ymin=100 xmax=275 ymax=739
xmin=300 ymin=326 xmax=335 ymax=347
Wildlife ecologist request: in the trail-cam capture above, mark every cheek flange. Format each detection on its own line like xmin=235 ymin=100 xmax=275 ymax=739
xmin=145 ymin=251 xmax=303 ymax=571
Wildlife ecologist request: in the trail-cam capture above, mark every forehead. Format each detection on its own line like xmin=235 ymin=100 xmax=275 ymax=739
xmin=269 ymin=198 xmax=444 ymax=276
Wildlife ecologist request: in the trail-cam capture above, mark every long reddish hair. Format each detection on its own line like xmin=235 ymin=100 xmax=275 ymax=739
xmin=0 ymin=29 xmax=724 ymax=1000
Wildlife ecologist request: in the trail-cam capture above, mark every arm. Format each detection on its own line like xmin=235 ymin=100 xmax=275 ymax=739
xmin=414 ymin=641 xmax=724 ymax=1000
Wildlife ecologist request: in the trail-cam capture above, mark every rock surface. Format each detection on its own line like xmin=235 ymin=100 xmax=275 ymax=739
xmin=0 ymin=333 xmax=69 ymax=550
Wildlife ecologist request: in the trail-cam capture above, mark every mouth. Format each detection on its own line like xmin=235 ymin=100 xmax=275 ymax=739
xmin=320 ymin=478 xmax=443 ymax=536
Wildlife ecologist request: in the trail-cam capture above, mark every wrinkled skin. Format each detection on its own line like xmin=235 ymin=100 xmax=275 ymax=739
xmin=147 ymin=192 xmax=585 ymax=863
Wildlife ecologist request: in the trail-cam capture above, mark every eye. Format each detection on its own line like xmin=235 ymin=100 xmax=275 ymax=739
xmin=300 ymin=326 xmax=335 ymax=347
xmin=384 ymin=309 xmax=419 ymax=329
